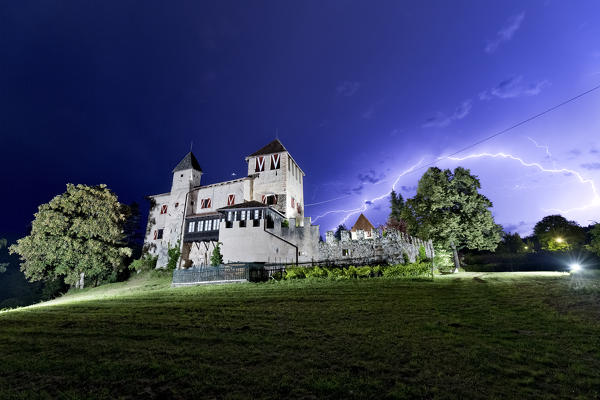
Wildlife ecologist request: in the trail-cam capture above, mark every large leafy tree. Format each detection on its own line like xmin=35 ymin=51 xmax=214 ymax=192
xmin=10 ymin=184 xmax=132 ymax=288
xmin=588 ymin=223 xmax=600 ymax=256
xmin=533 ymin=215 xmax=586 ymax=251
xmin=402 ymin=167 xmax=502 ymax=271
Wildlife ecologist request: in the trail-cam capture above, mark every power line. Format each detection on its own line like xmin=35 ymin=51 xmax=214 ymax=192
xmin=412 ymin=82 xmax=600 ymax=173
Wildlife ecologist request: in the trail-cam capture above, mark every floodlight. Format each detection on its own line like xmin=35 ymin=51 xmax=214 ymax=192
xmin=569 ymin=263 xmax=582 ymax=273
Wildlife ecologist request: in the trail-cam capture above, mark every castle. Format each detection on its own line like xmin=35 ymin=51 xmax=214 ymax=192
xmin=143 ymin=139 xmax=433 ymax=268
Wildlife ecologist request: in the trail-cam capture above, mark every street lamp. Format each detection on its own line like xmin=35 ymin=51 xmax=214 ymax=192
xmin=555 ymin=237 xmax=563 ymax=243
xmin=570 ymin=263 xmax=582 ymax=273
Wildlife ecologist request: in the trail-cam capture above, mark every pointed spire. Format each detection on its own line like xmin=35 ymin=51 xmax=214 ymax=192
xmin=172 ymin=152 xmax=202 ymax=173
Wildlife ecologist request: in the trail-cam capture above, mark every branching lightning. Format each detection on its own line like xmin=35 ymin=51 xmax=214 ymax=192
xmin=447 ymin=152 xmax=600 ymax=213
xmin=311 ymin=158 xmax=424 ymax=226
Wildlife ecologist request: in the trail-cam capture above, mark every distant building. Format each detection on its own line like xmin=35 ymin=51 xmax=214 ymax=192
xmin=350 ymin=213 xmax=376 ymax=240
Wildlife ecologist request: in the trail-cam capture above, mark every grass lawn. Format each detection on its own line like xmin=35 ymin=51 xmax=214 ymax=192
xmin=1 ymin=271 xmax=599 ymax=399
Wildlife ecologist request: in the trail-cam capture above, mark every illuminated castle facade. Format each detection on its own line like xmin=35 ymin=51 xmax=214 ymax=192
xmin=143 ymin=140 xmax=320 ymax=268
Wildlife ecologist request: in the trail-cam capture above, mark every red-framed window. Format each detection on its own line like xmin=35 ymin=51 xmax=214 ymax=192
xmin=160 ymin=205 xmax=168 ymax=214
xmin=271 ymin=154 xmax=280 ymax=170
xmin=261 ymin=195 xmax=266 ymax=204
xmin=255 ymin=156 xmax=265 ymax=172
xmin=153 ymin=229 xmax=164 ymax=240
xmin=291 ymin=197 xmax=295 ymax=208
xmin=227 ymin=194 xmax=235 ymax=206
xmin=200 ymin=198 xmax=212 ymax=209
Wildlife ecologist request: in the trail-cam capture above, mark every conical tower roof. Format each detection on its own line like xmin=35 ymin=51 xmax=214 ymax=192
xmin=172 ymin=152 xmax=202 ymax=173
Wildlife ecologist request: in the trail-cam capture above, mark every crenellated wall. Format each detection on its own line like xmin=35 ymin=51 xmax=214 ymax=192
xmin=318 ymin=230 xmax=434 ymax=265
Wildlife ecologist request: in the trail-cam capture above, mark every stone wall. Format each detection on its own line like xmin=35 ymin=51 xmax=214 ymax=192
xmin=318 ymin=230 xmax=434 ymax=265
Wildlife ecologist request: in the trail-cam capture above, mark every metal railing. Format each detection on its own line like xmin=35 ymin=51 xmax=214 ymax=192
xmin=172 ymin=265 xmax=249 ymax=286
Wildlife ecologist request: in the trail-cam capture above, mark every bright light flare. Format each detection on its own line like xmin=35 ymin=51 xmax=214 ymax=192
xmin=555 ymin=237 xmax=564 ymax=243
xmin=569 ymin=263 xmax=582 ymax=273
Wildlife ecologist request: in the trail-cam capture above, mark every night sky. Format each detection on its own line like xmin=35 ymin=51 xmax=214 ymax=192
xmin=1 ymin=1 xmax=600 ymax=238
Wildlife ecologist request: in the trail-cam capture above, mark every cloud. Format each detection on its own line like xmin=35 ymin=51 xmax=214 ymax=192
xmin=502 ymin=220 xmax=530 ymax=234
xmin=336 ymin=81 xmax=360 ymax=97
xmin=485 ymin=12 xmax=525 ymax=54
xmin=479 ymin=76 xmax=549 ymax=100
xmin=400 ymin=185 xmax=417 ymax=193
xmin=581 ymin=162 xmax=600 ymax=170
xmin=357 ymin=170 xmax=385 ymax=184
xmin=422 ymin=99 xmax=472 ymax=128
xmin=361 ymin=106 xmax=374 ymax=119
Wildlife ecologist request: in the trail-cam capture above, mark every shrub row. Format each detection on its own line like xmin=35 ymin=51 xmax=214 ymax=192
xmin=283 ymin=262 xmax=432 ymax=281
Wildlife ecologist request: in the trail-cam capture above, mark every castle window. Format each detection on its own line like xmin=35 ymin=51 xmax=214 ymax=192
xmin=261 ymin=195 xmax=266 ymax=204
xmin=188 ymin=221 xmax=195 ymax=233
xmin=227 ymin=194 xmax=235 ymax=206
xmin=291 ymin=197 xmax=295 ymax=208
xmin=153 ymin=230 xmax=157 ymax=240
xmin=266 ymin=195 xmax=278 ymax=205
xmin=201 ymin=198 xmax=212 ymax=209
xmin=255 ymin=156 xmax=265 ymax=172
xmin=198 ymin=220 xmax=204 ymax=231
xmin=160 ymin=205 xmax=168 ymax=214
xmin=342 ymin=249 xmax=349 ymax=256
xmin=157 ymin=229 xmax=164 ymax=240
xmin=271 ymin=154 xmax=280 ymax=170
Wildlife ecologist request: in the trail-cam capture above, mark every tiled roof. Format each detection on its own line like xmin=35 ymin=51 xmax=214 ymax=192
xmin=248 ymin=139 xmax=287 ymax=157
xmin=172 ymin=152 xmax=202 ymax=173
xmin=351 ymin=213 xmax=375 ymax=232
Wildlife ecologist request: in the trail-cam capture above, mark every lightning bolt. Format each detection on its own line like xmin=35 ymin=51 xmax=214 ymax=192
xmin=447 ymin=152 xmax=600 ymax=214
xmin=311 ymin=158 xmax=424 ymax=226
xmin=527 ymin=137 xmax=552 ymax=159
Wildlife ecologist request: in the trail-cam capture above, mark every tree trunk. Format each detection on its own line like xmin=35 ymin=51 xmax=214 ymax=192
xmin=450 ymin=242 xmax=460 ymax=273
xmin=78 ymin=272 xmax=85 ymax=289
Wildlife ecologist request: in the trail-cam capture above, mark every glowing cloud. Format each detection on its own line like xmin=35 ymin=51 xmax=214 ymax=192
xmin=447 ymin=152 xmax=600 ymax=214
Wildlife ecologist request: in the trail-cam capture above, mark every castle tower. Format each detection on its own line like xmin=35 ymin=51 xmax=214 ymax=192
xmin=171 ymin=152 xmax=203 ymax=192
xmin=152 ymin=152 xmax=203 ymax=268
xmin=245 ymin=139 xmax=305 ymax=220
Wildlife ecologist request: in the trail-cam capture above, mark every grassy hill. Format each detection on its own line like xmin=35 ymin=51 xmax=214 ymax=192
xmin=1 ymin=271 xmax=599 ymax=399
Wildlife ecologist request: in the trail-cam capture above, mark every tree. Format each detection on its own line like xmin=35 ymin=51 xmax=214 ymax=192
xmin=9 ymin=184 xmax=132 ymax=288
xmin=533 ymin=215 xmax=586 ymax=251
xmin=390 ymin=190 xmax=404 ymax=221
xmin=0 ymin=238 xmax=8 ymax=273
xmin=333 ymin=224 xmax=348 ymax=240
xmin=588 ymin=223 xmax=600 ymax=256
xmin=402 ymin=167 xmax=502 ymax=271
xmin=387 ymin=190 xmax=407 ymax=233
xmin=497 ymin=232 xmax=526 ymax=254
xmin=210 ymin=243 xmax=224 ymax=266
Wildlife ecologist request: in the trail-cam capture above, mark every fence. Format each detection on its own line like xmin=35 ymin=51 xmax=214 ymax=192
xmin=172 ymin=265 xmax=249 ymax=286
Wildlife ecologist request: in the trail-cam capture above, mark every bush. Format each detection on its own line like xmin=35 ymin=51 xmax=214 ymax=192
xmin=433 ymin=246 xmax=454 ymax=273
xmin=402 ymin=252 xmax=410 ymax=264
xmin=284 ymin=266 xmax=306 ymax=280
xmin=166 ymin=241 xmax=181 ymax=270
xmin=382 ymin=262 xmax=431 ymax=278
xmin=129 ymin=253 xmax=158 ymax=272
xmin=418 ymin=245 xmax=429 ymax=262
xmin=356 ymin=266 xmax=372 ymax=278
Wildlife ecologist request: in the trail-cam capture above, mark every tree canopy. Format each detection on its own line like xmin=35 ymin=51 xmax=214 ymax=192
xmin=9 ymin=184 xmax=132 ymax=287
xmin=333 ymin=224 xmax=348 ymax=240
xmin=401 ymin=167 xmax=502 ymax=269
xmin=588 ymin=223 xmax=600 ymax=256
xmin=387 ymin=191 xmax=407 ymax=232
xmin=533 ymin=215 xmax=586 ymax=251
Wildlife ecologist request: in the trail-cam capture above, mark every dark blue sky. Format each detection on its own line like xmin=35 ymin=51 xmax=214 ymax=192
xmin=1 ymin=1 xmax=600 ymax=236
